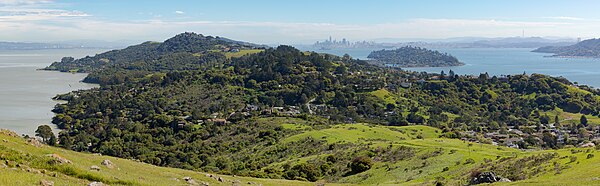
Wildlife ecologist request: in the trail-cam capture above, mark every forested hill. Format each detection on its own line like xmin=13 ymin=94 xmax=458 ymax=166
xmin=367 ymin=46 xmax=464 ymax=67
xmin=42 ymin=32 xmax=600 ymax=184
xmin=533 ymin=38 xmax=600 ymax=57
xmin=42 ymin=32 xmax=267 ymax=73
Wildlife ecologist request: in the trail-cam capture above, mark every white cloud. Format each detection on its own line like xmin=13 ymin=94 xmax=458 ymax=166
xmin=0 ymin=0 xmax=596 ymax=44
xmin=0 ymin=0 xmax=52 ymax=6
xmin=0 ymin=9 xmax=89 ymax=21
xmin=543 ymin=16 xmax=585 ymax=21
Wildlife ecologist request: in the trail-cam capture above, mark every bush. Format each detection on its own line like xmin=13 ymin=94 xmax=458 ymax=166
xmin=464 ymin=158 xmax=475 ymax=164
xmin=569 ymin=156 xmax=578 ymax=163
xmin=284 ymin=163 xmax=321 ymax=182
xmin=350 ymin=156 xmax=373 ymax=174
xmin=587 ymin=154 xmax=595 ymax=159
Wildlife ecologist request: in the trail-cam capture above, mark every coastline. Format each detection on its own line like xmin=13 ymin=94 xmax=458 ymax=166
xmin=543 ymin=55 xmax=600 ymax=59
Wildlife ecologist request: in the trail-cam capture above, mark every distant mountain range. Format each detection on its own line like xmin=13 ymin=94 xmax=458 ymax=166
xmin=533 ymin=38 xmax=600 ymax=57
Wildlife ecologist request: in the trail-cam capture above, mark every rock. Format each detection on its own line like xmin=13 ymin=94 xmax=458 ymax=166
xmin=200 ymin=182 xmax=209 ymax=186
xmin=45 ymin=154 xmax=72 ymax=164
xmin=27 ymin=168 xmax=41 ymax=174
xmin=0 ymin=163 xmax=6 ymax=168
xmin=27 ymin=138 xmax=43 ymax=147
xmin=470 ymin=171 xmax=502 ymax=184
xmin=232 ymin=180 xmax=241 ymax=186
xmin=217 ymin=177 xmax=224 ymax=182
xmin=87 ymin=182 xmax=105 ymax=186
xmin=2 ymin=139 xmax=8 ymax=142
xmin=39 ymin=179 xmax=54 ymax=186
xmin=592 ymin=177 xmax=600 ymax=181
xmin=183 ymin=177 xmax=198 ymax=185
xmin=499 ymin=178 xmax=512 ymax=182
xmin=101 ymin=159 xmax=115 ymax=168
xmin=90 ymin=165 xmax=101 ymax=171
xmin=0 ymin=129 xmax=19 ymax=137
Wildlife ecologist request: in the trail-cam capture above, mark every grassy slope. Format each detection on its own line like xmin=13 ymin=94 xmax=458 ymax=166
xmin=3 ymin=120 xmax=600 ymax=185
xmin=276 ymin=122 xmax=600 ymax=185
xmin=224 ymin=49 xmax=264 ymax=59
xmin=0 ymin=129 xmax=330 ymax=186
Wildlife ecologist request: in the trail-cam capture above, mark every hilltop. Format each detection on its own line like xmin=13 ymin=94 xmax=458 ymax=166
xmin=42 ymin=32 xmax=267 ymax=73
xmin=37 ymin=32 xmax=600 ymax=184
xmin=533 ymin=38 xmax=600 ymax=57
xmin=367 ymin=46 xmax=464 ymax=67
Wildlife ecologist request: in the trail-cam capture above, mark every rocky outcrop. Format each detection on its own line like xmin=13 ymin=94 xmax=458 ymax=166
xmin=101 ymin=159 xmax=115 ymax=168
xmin=87 ymin=182 xmax=106 ymax=186
xmin=39 ymin=179 xmax=54 ymax=186
xmin=470 ymin=171 xmax=511 ymax=185
xmin=27 ymin=138 xmax=43 ymax=147
xmin=45 ymin=154 xmax=72 ymax=164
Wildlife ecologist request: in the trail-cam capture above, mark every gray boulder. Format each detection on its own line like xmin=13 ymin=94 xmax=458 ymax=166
xmin=470 ymin=171 xmax=503 ymax=185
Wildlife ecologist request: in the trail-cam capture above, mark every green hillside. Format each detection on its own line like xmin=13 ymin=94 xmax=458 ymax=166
xmin=0 ymin=129 xmax=337 ymax=186
xmin=3 ymin=123 xmax=600 ymax=185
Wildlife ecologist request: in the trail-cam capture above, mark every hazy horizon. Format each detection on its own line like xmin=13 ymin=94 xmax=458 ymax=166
xmin=1 ymin=0 xmax=600 ymax=45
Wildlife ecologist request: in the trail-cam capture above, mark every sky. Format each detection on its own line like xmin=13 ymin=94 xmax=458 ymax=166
xmin=1 ymin=0 xmax=600 ymax=44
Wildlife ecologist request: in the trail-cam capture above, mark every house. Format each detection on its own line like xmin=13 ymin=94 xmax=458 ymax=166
xmin=245 ymin=104 xmax=259 ymax=111
xmin=581 ymin=142 xmax=596 ymax=148
xmin=208 ymin=118 xmax=227 ymax=125
xmin=271 ymin=106 xmax=301 ymax=116
xmin=484 ymin=132 xmax=509 ymax=141
xmin=177 ymin=120 xmax=187 ymax=129
xmin=505 ymin=137 xmax=524 ymax=149
xmin=400 ymin=82 xmax=412 ymax=88
xmin=508 ymin=129 xmax=525 ymax=136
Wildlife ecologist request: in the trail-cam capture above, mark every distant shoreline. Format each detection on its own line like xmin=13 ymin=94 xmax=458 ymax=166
xmin=543 ymin=55 xmax=600 ymax=59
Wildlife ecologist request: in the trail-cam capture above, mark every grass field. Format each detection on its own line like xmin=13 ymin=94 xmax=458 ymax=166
xmin=540 ymin=108 xmax=600 ymax=126
xmin=275 ymin=121 xmax=600 ymax=185
xmin=224 ymin=49 xmax=264 ymax=59
xmin=2 ymin=119 xmax=600 ymax=185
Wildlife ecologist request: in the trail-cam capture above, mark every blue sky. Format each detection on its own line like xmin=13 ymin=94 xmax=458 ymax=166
xmin=1 ymin=0 xmax=600 ymax=44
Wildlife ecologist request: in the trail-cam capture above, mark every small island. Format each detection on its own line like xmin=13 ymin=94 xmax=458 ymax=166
xmin=367 ymin=46 xmax=464 ymax=67
xmin=533 ymin=38 xmax=600 ymax=58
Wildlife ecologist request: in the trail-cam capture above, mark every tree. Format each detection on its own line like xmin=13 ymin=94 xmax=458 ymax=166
xmin=540 ymin=114 xmax=550 ymax=125
xmin=35 ymin=125 xmax=55 ymax=144
xmin=48 ymin=135 xmax=57 ymax=146
xmin=581 ymin=115 xmax=588 ymax=126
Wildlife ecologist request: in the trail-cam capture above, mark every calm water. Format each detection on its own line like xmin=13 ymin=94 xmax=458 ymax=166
xmin=302 ymin=47 xmax=600 ymax=88
xmin=2 ymin=47 xmax=600 ymax=136
xmin=0 ymin=49 xmax=104 ymax=136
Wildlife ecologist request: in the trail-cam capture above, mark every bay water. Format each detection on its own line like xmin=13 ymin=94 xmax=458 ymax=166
xmin=303 ymin=47 xmax=600 ymax=88
xmin=0 ymin=49 xmax=104 ymax=136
